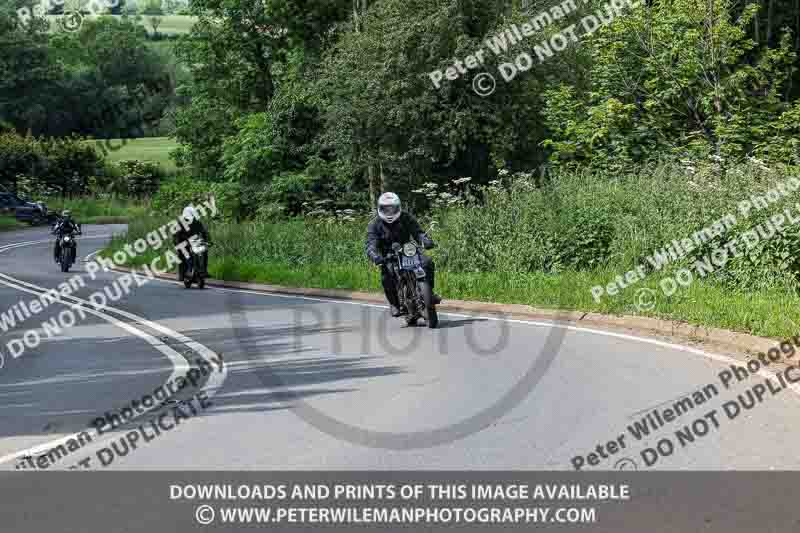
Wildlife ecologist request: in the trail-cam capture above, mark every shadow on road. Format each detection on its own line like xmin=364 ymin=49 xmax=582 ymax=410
xmin=432 ymin=318 xmax=488 ymax=329
xmin=0 ymin=322 xmax=407 ymax=445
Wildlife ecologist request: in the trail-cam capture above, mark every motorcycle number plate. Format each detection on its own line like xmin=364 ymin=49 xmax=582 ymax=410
xmin=401 ymin=255 xmax=420 ymax=269
xmin=414 ymin=268 xmax=426 ymax=279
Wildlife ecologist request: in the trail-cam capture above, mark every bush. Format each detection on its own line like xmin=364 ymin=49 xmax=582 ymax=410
xmin=38 ymin=136 xmax=101 ymax=195
xmin=48 ymin=196 xmax=147 ymax=221
xmin=263 ymin=172 xmax=314 ymax=215
xmin=123 ymin=158 xmax=800 ymax=300
xmin=0 ymin=132 xmax=102 ymax=195
xmin=208 ymin=181 xmax=250 ymax=221
xmin=0 ymin=133 xmax=44 ymax=193
xmin=428 ymin=158 xmax=800 ymax=295
xmin=151 ymin=174 xmax=210 ymax=214
xmin=17 ymin=175 xmax=60 ymax=199
xmin=111 ymin=160 xmax=163 ymax=197
xmin=150 ymin=175 xmax=239 ymax=219
xmin=141 ymin=0 xmax=164 ymax=15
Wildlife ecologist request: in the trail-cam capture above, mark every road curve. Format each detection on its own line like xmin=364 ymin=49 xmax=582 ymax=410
xmin=0 ymin=224 xmax=798 ymax=471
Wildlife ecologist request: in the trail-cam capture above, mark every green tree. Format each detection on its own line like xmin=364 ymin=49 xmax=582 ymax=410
xmin=317 ymin=0 xmax=557 ymax=198
xmin=148 ymin=15 xmax=162 ymax=35
xmin=172 ymin=0 xmax=350 ymax=176
xmin=0 ymin=1 xmax=63 ymax=136
xmin=542 ymin=0 xmax=797 ymax=168
xmin=142 ymin=0 xmax=163 ymax=15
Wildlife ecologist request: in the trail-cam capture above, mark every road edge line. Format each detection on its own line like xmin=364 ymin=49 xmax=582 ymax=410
xmin=109 ymin=265 xmax=779 ymax=359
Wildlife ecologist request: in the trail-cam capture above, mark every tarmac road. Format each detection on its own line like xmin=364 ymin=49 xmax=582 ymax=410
xmin=0 ymin=224 xmax=798 ymax=471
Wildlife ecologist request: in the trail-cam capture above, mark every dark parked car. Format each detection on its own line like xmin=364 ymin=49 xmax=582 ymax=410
xmin=0 ymin=193 xmax=56 ymax=226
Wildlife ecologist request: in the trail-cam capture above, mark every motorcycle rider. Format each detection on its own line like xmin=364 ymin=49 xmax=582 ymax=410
xmin=174 ymin=205 xmax=211 ymax=281
xmin=366 ymin=192 xmax=441 ymax=317
xmin=52 ymin=210 xmax=81 ymax=263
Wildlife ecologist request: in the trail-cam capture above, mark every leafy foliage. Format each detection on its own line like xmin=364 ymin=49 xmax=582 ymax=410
xmin=542 ymin=0 xmax=799 ymax=168
xmin=0 ymin=132 xmax=101 ymax=195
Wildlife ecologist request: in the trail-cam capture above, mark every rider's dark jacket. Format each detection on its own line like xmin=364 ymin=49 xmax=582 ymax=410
xmin=173 ymin=219 xmax=209 ymax=246
xmin=53 ymin=218 xmax=79 ymax=236
xmin=365 ymin=212 xmax=433 ymax=264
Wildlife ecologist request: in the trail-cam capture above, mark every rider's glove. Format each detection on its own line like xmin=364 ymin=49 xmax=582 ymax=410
xmin=372 ymin=254 xmax=385 ymax=266
xmin=420 ymin=234 xmax=435 ymax=250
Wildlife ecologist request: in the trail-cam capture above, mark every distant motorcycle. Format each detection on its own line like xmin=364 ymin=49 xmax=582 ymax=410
xmin=56 ymin=227 xmax=80 ymax=272
xmin=183 ymin=235 xmax=210 ymax=289
xmin=386 ymin=240 xmax=438 ymax=328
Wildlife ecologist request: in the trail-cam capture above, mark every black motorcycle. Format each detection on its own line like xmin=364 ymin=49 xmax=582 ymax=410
xmin=56 ymin=227 xmax=80 ymax=272
xmin=386 ymin=240 xmax=438 ymax=328
xmin=182 ymin=235 xmax=211 ymax=289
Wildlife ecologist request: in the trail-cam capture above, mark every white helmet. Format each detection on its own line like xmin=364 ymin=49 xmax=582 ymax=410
xmin=182 ymin=205 xmax=198 ymax=223
xmin=377 ymin=192 xmax=401 ymax=224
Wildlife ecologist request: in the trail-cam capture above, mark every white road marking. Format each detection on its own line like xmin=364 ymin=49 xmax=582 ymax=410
xmin=0 ymin=235 xmax=227 ymax=467
xmin=2 ymin=227 xmax=794 ymax=466
xmin=119 ymin=259 xmax=800 ymax=394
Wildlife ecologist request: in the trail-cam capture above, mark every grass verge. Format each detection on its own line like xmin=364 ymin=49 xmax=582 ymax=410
xmin=101 ymin=220 xmax=800 ymax=340
xmin=0 ymin=215 xmax=25 ymax=231
xmin=48 ymin=197 xmax=147 ymax=225
xmin=101 ymin=162 xmax=800 ymax=341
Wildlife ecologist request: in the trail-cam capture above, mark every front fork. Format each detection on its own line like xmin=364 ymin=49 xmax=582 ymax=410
xmin=398 ymin=270 xmax=424 ymax=315
xmin=186 ymin=253 xmax=206 ymax=279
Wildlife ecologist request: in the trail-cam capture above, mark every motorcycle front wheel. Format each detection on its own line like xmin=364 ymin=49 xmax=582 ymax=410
xmin=417 ymin=280 xmax=438 ymax=329
xmin=60 ymin=249 xmax=70 ymax=272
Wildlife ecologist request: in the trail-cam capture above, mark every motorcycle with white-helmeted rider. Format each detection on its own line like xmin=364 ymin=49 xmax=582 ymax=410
xmin=366 ymin=192 xmax=442 ymax=327
xmin=173 ymin=205 xmax=212 ymax=289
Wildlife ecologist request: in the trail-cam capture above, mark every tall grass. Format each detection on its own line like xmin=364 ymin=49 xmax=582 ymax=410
xmin=0 ymin=215 xmax=24 ymax=231
xmin=106 ymin=160 xmax=800 ymax=337
xmin=49 ymin=196 xmax=148 ymax=224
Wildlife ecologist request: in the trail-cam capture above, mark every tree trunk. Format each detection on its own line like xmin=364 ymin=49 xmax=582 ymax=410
xmin=379 ymin=160 xmax=389 ymax=192
xmin=789 ymin=0 xmax=799 ymax=101
xmin=796 ymin=0 xmax=800 ymax=53
xmin=367 ymin=163 xmax=379 ymax=205
xmin=354 ymin=0 xmax=368 ymax=32
xmin=767 ymin=0 xmax=774 ymax=44
xmin=754 ymin=0 xmax=761 ymax=44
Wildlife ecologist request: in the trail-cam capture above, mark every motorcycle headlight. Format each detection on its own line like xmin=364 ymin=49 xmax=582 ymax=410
xmin=403 ymin=243 xmax=418 ymax=257
xmin=63 ymin=236 xmax=71 ymax=242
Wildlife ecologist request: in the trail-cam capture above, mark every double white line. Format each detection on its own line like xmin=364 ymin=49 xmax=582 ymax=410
xmin=0 ymin=234 xmax=227 ymax=468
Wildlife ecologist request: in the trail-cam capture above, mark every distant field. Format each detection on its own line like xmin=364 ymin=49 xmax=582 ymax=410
xmin=45 ymin=14 xmax=196 ymax=34
xmin=140 ymin=14 xmax=195 ymax=34
xmin=92 ymin=137 xmax=179 ymax=172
